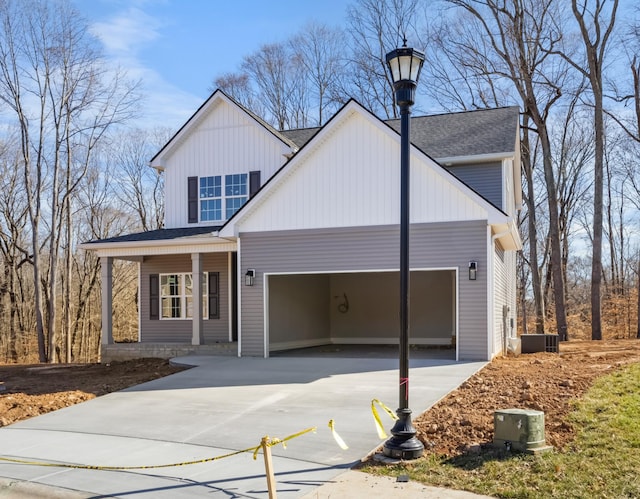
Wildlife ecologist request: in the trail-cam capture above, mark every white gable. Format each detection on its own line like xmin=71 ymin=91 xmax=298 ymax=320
xmin=157 ymin=93 xmax=293 ymax=228
xmin=223 ymin=103 xmax=502 ymax=236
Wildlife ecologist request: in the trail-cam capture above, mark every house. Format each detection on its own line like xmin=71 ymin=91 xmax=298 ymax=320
xmin=82 ymin=90 xmax=522 ymax=362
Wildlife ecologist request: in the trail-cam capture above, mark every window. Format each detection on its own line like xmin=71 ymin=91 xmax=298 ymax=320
xmin=200 ymin=176 xmax=222 ymax=221
xmin=159 ymin=273 xmax=208 ymax=319
xmin=198 ymin=174 xmax=248 ymax=222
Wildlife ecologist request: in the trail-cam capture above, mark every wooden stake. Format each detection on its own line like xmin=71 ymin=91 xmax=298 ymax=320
xmin=262 ymin=436 xmax=277 ymax=499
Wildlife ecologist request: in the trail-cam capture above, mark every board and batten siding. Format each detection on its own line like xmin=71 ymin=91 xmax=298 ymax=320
xmin=163 ymin=99 xmax=290 ymax=228
xmin=444 ymin=162 xmax=503 ymax=210
xmin=236 ymin=110 xmax=489 ymax=233
xmin=240 ymin=220 xmax=489 ymax=360
xmin=140 ymin=253 xmax=229 ymax=343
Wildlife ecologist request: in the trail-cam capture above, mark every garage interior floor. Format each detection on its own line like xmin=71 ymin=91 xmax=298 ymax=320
xmin=271 ymin=343 xmax=456 ymax=359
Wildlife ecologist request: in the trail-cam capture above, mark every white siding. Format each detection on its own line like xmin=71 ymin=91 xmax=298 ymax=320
xmin=163 ymin=99 xmax=290 ymax=228
xmin=493 ymin=244 xmax=508 ymax=357
xmin=236 ymin=110 xmax=489 ymax=233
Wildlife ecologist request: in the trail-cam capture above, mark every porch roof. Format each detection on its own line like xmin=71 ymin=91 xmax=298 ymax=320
xmin=80 ymin=226 xmax=236 ymax=259
xmin=84 ymin=226 xmax=221 ymax=244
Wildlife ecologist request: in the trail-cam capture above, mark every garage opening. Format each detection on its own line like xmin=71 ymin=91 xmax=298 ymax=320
xmin=267 ymin=270 xmax=456 ymax=357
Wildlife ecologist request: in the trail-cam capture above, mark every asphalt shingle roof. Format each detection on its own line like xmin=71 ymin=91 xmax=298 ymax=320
xmin=280 ymin=127 xmax=321 ymax=149
xmin=85 ymin=226 xmax=220 ymax=244
xmin=282 ymin=106 xmax=520 ymax=159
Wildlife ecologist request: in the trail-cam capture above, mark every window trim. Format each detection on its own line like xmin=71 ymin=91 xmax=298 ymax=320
xmin=158 ymin=272 xmax=209 ymax=321
xmin=199 ymin=174 xmax=248 ymax=223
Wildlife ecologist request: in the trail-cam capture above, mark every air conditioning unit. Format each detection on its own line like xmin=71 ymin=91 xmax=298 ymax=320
xmin=520 ymin=334 xmax=559 ymax=353
xmin=493 ymin=408 xmax=553 ymax=454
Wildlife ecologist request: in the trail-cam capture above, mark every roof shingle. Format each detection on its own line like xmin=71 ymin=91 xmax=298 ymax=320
xmin=85 ymin=226 xmax=220 ymax=245
xmin=282 ymin=106 xmax=520 ymax=159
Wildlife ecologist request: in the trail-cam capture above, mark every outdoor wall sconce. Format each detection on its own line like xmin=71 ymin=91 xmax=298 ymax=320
xmin=245 ymin=269 xmax=256 ymax=286
xmin=469 ymin=261 xmax=478 ymax=280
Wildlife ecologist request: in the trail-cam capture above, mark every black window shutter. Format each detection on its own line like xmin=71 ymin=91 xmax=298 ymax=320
xmin=188 ymin=176 xmax=198 ymax=223
xmin=149 ymin=274 xmax=159 ymax=320
xmin=208 ymin=272 xmax=220 ymax=319
xmin=249 ymin=170 xmax=261 ymax=197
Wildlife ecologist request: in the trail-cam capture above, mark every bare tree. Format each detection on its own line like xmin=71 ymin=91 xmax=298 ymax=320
xmin=109 ymin=128 xmax=168 ymax=232
xmin=562 ymin=0 xmax=618 ymax=340
xmin=241 ymin=42 xmax=294 ymax=130
xmin=347 ymin=0 xmax=424 ymax=118
xmin=0 ymin=0 xmax=138 ymax=362
xmin=439 ymin=0 xmax=573 ymax=340
xmin=212 ymin=71 xmax=266 ymax=118
xmin=290 ymin=22 xmax=347 ymax=126
xmin=0 ymin=138 xmax=31 ymax=361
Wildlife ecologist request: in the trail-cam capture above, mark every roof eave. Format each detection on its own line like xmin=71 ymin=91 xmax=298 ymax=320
xmin=437 ymin=151 xmax=514 ymax=165
xmin=80 ymin=234 xmax=229 ymax=251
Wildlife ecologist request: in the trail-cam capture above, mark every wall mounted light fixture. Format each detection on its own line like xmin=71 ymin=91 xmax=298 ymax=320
xmin=469 ymin=261 xmax=478 ymax=280
xmin=245 ymin=269 xmax=256 ymax=286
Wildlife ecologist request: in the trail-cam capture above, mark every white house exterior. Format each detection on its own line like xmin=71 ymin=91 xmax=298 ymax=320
xmin=83 ymin=90 xmax=522 ymax=362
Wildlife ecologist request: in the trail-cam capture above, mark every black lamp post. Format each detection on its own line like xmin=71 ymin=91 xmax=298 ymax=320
xmin=383 ymin=42 xmax=425 ymax=460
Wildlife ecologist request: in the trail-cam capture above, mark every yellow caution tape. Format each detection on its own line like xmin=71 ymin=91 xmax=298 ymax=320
xmin=251 ymin=427 xmax=317 ymax=460
xmin=0 ymin=427 xmax=317 ymax=470
xmin=328 ymin=419 xmax=349 ymax=450
xmin=371 ymin=399 xmax=398 ymax=439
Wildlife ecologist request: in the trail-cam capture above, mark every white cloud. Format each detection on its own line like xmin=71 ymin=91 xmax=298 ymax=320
xmin=90 ymin=7 xmax=161 ymax=56
xmin=87 ymin=5 xmax=201 ymax=130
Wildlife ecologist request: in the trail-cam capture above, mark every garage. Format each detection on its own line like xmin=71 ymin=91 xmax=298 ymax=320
xmin=266 ymin=270 xmax=457 ymax=355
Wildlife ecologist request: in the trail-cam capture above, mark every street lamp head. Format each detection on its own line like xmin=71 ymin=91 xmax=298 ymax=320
xmin=385 ymin=45 xmax=425 ymax=107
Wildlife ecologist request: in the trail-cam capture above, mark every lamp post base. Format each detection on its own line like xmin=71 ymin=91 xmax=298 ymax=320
xmin=382 ymin=408 xmax=424 ymax=460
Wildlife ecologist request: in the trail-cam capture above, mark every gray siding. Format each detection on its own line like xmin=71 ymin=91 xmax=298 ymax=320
xmin=140 ymin=253 xmax=230 ymax=343
xmin=445 ymin=162 xmax=502 ymax=209
xmin=240 ymin=220 xmax=488 ymax=360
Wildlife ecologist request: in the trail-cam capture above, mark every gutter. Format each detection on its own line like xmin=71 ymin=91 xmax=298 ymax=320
xmin=437 ymin=151 xmax=513 ymax=165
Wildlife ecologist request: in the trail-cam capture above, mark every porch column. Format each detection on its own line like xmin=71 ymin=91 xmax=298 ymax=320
xmin=192 ymin=253 xmax=204 ymax=345
xmin=100 ymin=256 xmax=113 ymax=345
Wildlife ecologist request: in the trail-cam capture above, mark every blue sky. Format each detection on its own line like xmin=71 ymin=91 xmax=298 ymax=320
xmin=75 ymin=0 xmax=350 ymax=129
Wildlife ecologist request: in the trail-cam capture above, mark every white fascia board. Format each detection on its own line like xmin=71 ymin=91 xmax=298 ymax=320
xmin=436 ymin=152 xmax=514 ymax=165
xmin=80 ymin=237 xmax=237 ymax=258
xmin=491 ymin=219 xmax=522 ymax=251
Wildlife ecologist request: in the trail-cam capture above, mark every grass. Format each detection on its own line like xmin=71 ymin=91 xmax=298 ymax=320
xmin=362 ymin=363 xmax=640 ymax=498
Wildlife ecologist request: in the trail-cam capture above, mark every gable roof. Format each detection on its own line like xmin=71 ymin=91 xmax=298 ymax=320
xmin=220 ymin=99 xmax=518 ymax=246
xmin=149 ymin=90 xmax=297 ymax=170
xmin=280 ymin=106 xmax=519 ymax=161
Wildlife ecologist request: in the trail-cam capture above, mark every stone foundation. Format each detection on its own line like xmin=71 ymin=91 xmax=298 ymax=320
xmin=101 ymin=342 xmax=237 ymax=363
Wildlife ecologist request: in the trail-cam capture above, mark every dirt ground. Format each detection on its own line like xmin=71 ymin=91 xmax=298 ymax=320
xmin=0 ymin=358 xmax=184 ymax=427
xmin=414 ymin=338 xmax=640 ymax=456
xmin=1 ymin=340 xmax=639 ymax=457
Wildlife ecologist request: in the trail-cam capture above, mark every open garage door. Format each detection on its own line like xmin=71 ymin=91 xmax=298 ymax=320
xmin=266 ymin=270 xmax=457 ymax=355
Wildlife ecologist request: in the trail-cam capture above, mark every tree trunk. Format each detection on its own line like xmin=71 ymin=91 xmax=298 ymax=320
xmin=521 ymin=123 xmax=545 ymax=333
xmin=637 ymin=258 xmax=640 ymax=339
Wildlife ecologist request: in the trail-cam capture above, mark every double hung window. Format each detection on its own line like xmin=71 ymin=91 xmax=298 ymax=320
xmin=199 ymin=174 xmax=247 ymax=222
xmin=160 ymin=273 xmax=208 ymax=319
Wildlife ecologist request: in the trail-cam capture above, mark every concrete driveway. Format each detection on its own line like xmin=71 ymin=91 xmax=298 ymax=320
xmin=0 ymin=355 xmax=485 ymax=498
